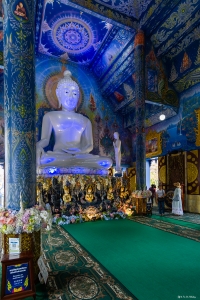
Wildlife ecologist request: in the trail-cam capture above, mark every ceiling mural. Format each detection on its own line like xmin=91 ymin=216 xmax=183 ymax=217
xmin=38 ymin=1 xmax=115 ymax=65
xmin=99 ymin=41 xmax=134 ymax=87
xmin=68 ymin=0 xmax=137 ymax=28
xmin=93 ymin=0 xmax=153 ymax=19
xmin=150 ymin=0 xmax=200 ymax=53
xmin=0 ymin=0 xmax=200 ymax=144
xmin=93 ymin=29 xmax=134 ymax=78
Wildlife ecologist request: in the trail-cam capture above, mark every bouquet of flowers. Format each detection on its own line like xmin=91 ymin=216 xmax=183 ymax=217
xmin=0 ymin=206 xmax=52 ymax=235
xmin=132 ymin=190 xmax=152 ymax=198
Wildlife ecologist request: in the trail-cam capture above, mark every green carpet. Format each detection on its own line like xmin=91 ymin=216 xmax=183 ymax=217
xmin=62 ymin=219 xmax=200 ymax=300
xmin=151 ymin=214 xmax=200 ymax=230
xmin=1 ymin=226 xmax=136 ymax=300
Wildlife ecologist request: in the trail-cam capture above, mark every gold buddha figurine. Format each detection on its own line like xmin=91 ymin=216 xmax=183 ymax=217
xmin=107 ymin=186 xmax=114 ymax=201
xmin=119 ymin=186 xmax=126 ymax=201
xmin=85 ymin=185 xmax=95 ymax=202
xmin=63 ymin=186 xmax=72 ymax=203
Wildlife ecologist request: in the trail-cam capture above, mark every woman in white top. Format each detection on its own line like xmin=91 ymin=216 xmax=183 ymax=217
xmin=156 ymin=184 xmax=165 ymax=216
xmin=172 ymin=182 xmax=183 ymax=216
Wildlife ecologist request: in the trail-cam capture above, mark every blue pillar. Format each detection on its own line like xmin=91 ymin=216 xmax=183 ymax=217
xmin=134 ymin=30 xmax=146 ymax=190
xmin=3 ymin=0 xmax=36 ymax=209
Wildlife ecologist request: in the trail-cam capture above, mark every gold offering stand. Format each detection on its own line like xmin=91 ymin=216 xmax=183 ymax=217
xmin=131 ymin=197 xmax=148 ymax=215
xmin=2 ymin=231 xmax=41 ymax=280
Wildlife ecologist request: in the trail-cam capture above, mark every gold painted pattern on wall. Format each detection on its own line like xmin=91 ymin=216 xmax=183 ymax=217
xmin=159 ymin=165 xmax=166 ymax=184
xmin=187 ymin=162 xmax=198 ymax=183
xmin=128 ymin=167 xmax=136 ymax=191
xmin=187 ymin=150 xmax=199 ymax=195
xmin=195 ymin=109 xmax=200 ymax=146
xmin=192 ymin=186 xmax=199 ymax=195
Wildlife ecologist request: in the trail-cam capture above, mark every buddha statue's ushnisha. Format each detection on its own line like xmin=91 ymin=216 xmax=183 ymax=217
xmin=36 ymin=70 xmax=112 ymax=172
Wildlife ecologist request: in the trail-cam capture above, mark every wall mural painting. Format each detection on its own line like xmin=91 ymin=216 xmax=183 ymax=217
xmin=0 ymin=21 xmax=3 ymax=52
xmin=35 ymin=55 xmax=132 ymax=165
xmin=147 ymin=69 xmax=157 ymax=92
xmin=39 ymin=1 xmax=113 ymax=65
xmin=168 ymin=40 xmax=200 ymax=84
xmin=145 ymin=46 xmax=179 ymax=107
xmin=144 ymin=82 xmax=200 ymax=158
xmin=0 ymin=70 xmax=3 ymax=159
xmin=111 ymin=74 xmax=135 ymax=105
xmin=0 ymin=0 xmax=2 ymax=20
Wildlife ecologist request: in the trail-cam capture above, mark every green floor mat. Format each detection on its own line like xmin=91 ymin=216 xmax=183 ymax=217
xmin=62 ymin=219 xmax=200 ymax=300
xmin=151 ymin=214 xmax=200 ymax=230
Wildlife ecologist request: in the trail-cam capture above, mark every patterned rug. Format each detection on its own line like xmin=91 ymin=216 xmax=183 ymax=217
xmin=129 ymin=216 xmax=200 ymax=242
xmin=42 ymin=226 xmax=136 ymax=300
xmin=152 ymin=207 xmax=200 ymax=224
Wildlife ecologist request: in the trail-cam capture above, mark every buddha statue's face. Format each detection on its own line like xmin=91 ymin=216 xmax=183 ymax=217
xmin=114 ymin=132 xmax=119 ymax=139
xmin=88 ymin=187 xmax=92 ymax=193
xmin=56 ymin=83 xmax=80 ymax=112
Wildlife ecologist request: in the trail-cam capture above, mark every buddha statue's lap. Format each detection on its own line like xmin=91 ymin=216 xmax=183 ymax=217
xmin=37 ymin=70 xmax=112 ymax=171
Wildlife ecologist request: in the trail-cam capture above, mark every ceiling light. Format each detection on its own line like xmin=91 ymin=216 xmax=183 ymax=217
xmin=159 ymin=114 xmax=165 ymax=121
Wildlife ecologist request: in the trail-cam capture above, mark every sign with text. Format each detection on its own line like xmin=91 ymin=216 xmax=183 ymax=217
xmin=1 ymin=252 xmax=35 ymax=300
xmin=5 ymin=263 xmax=30 ymax=294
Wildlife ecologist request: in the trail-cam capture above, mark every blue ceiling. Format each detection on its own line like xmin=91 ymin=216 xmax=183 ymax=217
xmin=1 ymin=0 xmax=200 ymax=130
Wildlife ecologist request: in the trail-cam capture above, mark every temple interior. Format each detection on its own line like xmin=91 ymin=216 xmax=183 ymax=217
xmin=0 ymin=1 xmax=200 ymax=300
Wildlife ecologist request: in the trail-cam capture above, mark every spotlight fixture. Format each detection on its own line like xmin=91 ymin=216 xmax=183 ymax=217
xmin=159 ymin=114 xmax=165 ymax=121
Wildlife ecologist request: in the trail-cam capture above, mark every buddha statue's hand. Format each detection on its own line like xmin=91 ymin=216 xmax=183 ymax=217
xmin=63 ymin=148 xmax=81 ymax=154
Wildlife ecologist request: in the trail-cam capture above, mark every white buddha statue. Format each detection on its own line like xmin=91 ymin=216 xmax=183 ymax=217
xmin=36 ymin=70 xmax=112 ymax=172
xmin=113 ymin=132 xmax=121 ymax=172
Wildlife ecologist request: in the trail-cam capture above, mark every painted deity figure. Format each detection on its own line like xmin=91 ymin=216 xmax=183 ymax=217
xmin=14 ymin=2 xmax=28 ymax=19
xmin=36 ymin=70 xmax=112 ymax=172
xmin=113 ymin=132 xmax=121 ymax=172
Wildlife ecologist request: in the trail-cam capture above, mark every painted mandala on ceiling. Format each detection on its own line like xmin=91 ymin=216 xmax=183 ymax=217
xmin=52 ymin=18 xmax=94 ymax=54
xmin=39 ymin=2 xmax=112 ymax=65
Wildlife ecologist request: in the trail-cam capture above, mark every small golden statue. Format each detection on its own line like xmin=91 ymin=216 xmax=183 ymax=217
xmin=85 ymin=185 xmax=95 ymax=202
xmin=119 ymin=186 xmax=127 ymax=201
xmin=107 ymin=186 xmax=114 ymax=201
xmin=63 ymin=186 xmax=72 ymax=203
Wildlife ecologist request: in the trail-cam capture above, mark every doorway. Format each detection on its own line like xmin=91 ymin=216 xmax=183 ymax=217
xmin=146 ymin=158 xmax=158 ymax=190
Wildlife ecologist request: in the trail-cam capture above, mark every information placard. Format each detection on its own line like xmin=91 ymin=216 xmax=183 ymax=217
xmin=5 ymin=263 xmax=30 ymax=294
xmin=1 ymin=252 xmax=35 ymax=300
xmin=9 ymin=238 xmax=20 ymax=254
